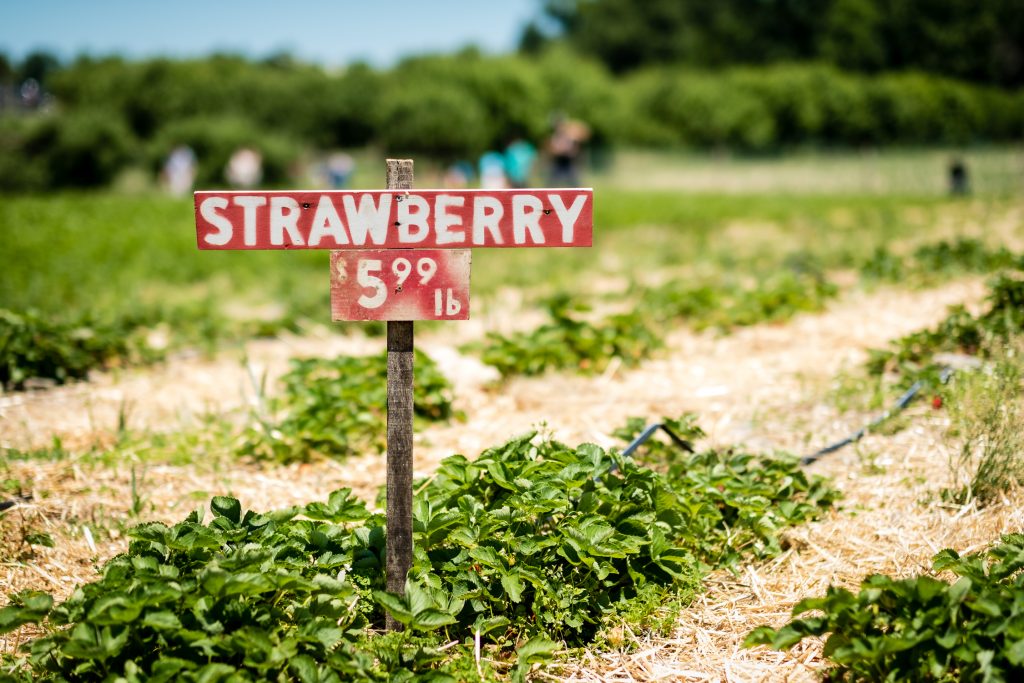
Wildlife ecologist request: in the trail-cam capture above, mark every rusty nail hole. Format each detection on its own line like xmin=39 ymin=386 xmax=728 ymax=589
xmin=543 ymin=209 xmax=552 ymax=215
xmin=395 ymin=285 xmax=403 ymax=293
xmin=302 ymin=202 xmax=311 ymax=209
xmin=394 ymin=221 xmax=401 ymax=226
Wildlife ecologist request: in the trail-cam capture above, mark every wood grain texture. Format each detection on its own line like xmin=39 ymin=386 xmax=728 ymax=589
xmin=385 ymin=159 xmax=415 ymax=632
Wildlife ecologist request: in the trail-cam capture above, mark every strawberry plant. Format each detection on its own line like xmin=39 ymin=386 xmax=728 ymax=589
xmin=867 ymin=273 xmax=1024 ymax=387
xmin=241 ymin=350 xmax=457 ymax=463
xmin=0 ymin=308 xmax=159 ymax=389
xmin=474 ymin=295 xmax=662 ymax=377
xmin=615 ymin=414 xmax=841 ymax=566
xmin=1 ymin=419 xmax=838 ymax=681
xmin=639 ymin=270 xmax=837 ymax=332
xmin=746 ymin=534 xmax=1024 ymax=682
xmin=861 ymin=238 xmax=1021 ymax=284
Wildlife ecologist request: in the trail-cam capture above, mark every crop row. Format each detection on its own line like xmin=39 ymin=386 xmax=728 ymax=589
xmin=0 ymin=416 xmax=837 ymax=681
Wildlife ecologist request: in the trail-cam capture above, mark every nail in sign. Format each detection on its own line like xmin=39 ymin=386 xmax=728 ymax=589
xmin=331 ymin=249 xmax=470 ymax=321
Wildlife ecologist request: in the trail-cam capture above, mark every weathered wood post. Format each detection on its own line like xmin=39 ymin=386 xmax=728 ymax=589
xmin=384 ymin=159 xmax=414 ymax=631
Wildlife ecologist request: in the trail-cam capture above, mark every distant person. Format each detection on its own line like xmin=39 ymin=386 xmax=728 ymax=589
xmin=324 ymin=152 xmax=355 ymax=189
xmin=479 ymin=150 xmax=508 ymax=189
xmin=949 ymin=158 xmax=970 ymax=196
xmin=444 ymin=160 xmax=474 ymax=188
xmin=162 ymin=145 xmax=197 ymax=196
xmin=504 ymin=138 xmax=537 ymax=188
xmin=226 ymin=147 xmax=263 ymax=188
xmin=547 ymin=118 xmax=589 ymax=187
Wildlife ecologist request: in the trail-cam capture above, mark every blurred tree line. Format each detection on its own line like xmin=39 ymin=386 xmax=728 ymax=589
xmin=533 ymin=0 xmax=1024 ymax=86
xmin=0 ymin=0 xmax=1022 ymax=192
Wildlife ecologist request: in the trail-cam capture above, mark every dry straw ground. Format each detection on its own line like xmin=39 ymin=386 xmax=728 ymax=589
xmin=1 ymin=275 xmax=1019 ymax=681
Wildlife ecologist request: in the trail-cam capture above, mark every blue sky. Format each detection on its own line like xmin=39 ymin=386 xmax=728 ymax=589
xmin=0 ymin=0 xmax=542 ymax=66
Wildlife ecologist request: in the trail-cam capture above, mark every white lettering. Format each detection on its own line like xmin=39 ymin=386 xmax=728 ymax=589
xmin=434 ymin=194 xmax=465 ymax=245
xmin=446 ymin=289 xmax=462 ymax=316
xmin=199 ymin=196 xmax=232 ymax=246
xmin=308 ymin=196 xmax=349 ymax=246
xmin=472 ymin=195 xmax=504 ymax=245
xmin=269 ymin=196 xmax=303 ymax=246
xmin=233 ymin=195 xmax=267 ymax=247
xmin=397 ymin=195 xmax=429 ymax=244
xmin=343 ymin=194 xmax=392 ymax=245
xmin=549 ymin=193 xmax=587 ymax=244
xmin=512 ymin=195 xmax=545 ymax=245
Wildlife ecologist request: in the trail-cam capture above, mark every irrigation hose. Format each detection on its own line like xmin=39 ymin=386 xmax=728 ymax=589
xmin=621 ymin=366 xmax=954 ymax=466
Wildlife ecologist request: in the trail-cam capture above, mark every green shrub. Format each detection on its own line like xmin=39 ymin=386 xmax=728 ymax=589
xmin=746 ymin=535 xmax=1024 ymax=682
xmin=0 ymin=110 xmax=135 ymax=190
xmin=375 ymin=77 xmax=491 ymax=160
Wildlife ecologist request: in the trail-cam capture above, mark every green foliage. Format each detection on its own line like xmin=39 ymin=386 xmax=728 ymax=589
xmin=544 ymin=0 xmax=1024 ymax=87
xmin=0 ymin=308 xmax=158 ymax=389
xmin=623 ymin=64 xmax=1024 ymax=151
xmin=6 ymin=49 xmax=1023 ymax=191
xmin=641 ymin=270 xmax=838 ymax=331
xmin=241 ymin=350 xmax=457 ymax=463
xmin=861 ymin=238 xmax=1022 ymax=285
xmin=868 ymin=273 xmax=1024 ymax=383
xmin=0 ymin=421 xmax=837 ymax=681
xmin=0 ymin=110 xmax=135 ymax=190
xmin=746 ymin=535 xmax=1024 ymax=682
xmin=615 ymin=415 xmax=841 ymax=566
xmin=474 ymin=295 xmax=662 ymax=377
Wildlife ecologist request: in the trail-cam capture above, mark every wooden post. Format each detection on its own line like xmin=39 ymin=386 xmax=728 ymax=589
xmin=385 ymin=159 xmax=414 ymax=632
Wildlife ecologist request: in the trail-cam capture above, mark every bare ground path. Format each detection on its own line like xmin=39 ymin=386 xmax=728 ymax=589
xmin=2 ymin=276 xmax=1014 ymax=680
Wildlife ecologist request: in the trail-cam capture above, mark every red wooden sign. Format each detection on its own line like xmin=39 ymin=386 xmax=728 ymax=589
xmin=194 ymin=189 xmax=593 ymax=250
xmin=331 ymin=249 xmax=471 ymax=321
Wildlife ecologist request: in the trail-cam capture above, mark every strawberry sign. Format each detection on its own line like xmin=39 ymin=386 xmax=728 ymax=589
xmin=193 ymin=159 xmax=593 ymax=631
xmin=194 ymin=187 xmax=592 ymax=321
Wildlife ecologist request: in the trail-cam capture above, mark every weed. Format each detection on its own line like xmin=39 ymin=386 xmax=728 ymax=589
xmin=943 ymin=347 xmax=1024 ymax=505
xmin=746 ymin=534 xmax=1024 ymax=682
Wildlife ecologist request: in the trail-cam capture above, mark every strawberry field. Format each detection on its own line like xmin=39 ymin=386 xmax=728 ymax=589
xmin=2 ymin=148 xmax=1024 ymax=681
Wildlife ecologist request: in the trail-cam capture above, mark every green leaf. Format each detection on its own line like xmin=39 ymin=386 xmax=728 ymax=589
xmin=210 ymin=496 xmax=241 ymax=523
xmin=410 ymin=609 xmax=457 ymax=631
xmin=289 ymin=655 xmax=319 ymax=683
xmin=373 ymin=591 xmax=413 ymax=625
xmin=501 ymin=572 xmax=524 ymax=603
xmin=142 ymin=610 xmax=182 ymax=631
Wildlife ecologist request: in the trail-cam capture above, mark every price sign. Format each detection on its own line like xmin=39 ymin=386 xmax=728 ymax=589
xmin=330 ymin=249 xmax=470 ymax=321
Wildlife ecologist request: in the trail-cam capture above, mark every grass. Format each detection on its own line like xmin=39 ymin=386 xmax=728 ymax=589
xmin=597 ymin=146 xmax=1024 ymax=197
xmin=944 ymin=344 xmax=1024 ymax=505
xmin=1 ymin=147 xmax=1021 ymax=387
